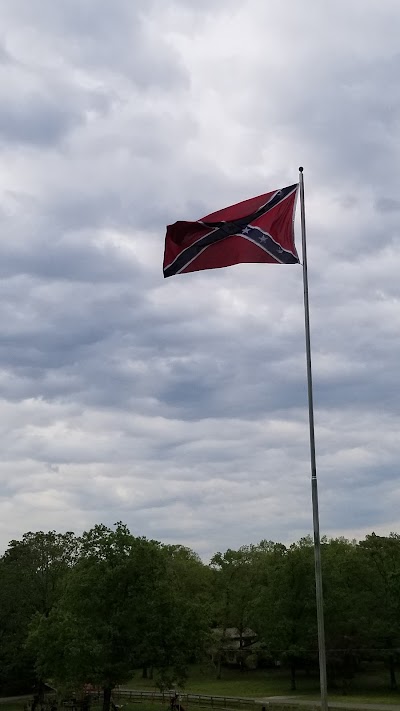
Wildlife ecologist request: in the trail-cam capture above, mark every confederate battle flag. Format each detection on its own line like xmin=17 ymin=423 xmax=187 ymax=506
xmin=163 ymin=184 xmax=299 ymax=277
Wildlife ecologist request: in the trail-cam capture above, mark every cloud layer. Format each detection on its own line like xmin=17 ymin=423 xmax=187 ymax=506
xmin=0 ymin=0 xmax=400 ymax=558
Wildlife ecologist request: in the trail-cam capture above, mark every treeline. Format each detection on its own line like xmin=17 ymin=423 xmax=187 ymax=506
xmin=1 ymin=524 xmax=400 ymax=707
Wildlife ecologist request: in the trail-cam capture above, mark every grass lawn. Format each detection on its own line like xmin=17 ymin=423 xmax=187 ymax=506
xmin=3 ymin=665 xmax=400 ymax=711
xmin=327 ymin=666 xmax=400 ymax=705
xmin=125 ymin=666 xmax=319 ymax=697
xmin=122 ymin=704 xmax=316 ymax=711
xmin=327 ymin=694 xmax=400 ymax=705
xmin=124 ymin=664 xmax=400 ymax=706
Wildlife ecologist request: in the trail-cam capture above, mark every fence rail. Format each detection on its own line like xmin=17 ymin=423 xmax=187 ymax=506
xmin=115 ymin=690 xmax=263 ymax=710
xmin=112 ymin=692 xmax=321 ymax=711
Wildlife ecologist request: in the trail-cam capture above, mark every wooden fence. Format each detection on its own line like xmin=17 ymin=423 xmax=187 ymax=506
xmin=113 ymin=690 xmax=313 ymax=711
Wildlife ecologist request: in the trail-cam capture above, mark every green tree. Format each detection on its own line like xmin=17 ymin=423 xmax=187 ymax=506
xmin=321 ymin=537 xmax=366 ymax=692
xmin=210 ymin=545 xmax=261 ymax=677
xmin=29 ymin=524 xmax=210 ymax=710
xmin=252 ymin=537 xmax=317 ymax=690
xmin=0 ymin=530 xmax=78 ymax=694
xmin=358 ymin=533 xmax=400 ymax=690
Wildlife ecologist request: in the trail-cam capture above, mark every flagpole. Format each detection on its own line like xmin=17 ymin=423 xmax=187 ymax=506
xmin=299 ymin=167 xmax=328 ymax=711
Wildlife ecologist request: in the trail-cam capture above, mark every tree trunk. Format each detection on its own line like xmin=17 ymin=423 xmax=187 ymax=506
xmin=327 ymin=661 xmax=338 ymax=690
xmin=103 ymin=687 xmax=112 ymax=711
xmin=142 ymin=666 xmax=148 ymax=679
xmin=389 ymin=655 xmax=398 ymax=691
xmin=290 ymin=660 xmax=296 ymax=691
xmin=149 ymin=666 xmax=154 ymax=680
xmin=38 ymin=680 xmax=46 ymax=705
xmin=216 ymin=655 xmax=222 ymax=680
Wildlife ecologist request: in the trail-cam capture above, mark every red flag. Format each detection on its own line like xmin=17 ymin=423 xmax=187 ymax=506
xmin=163 ymin=184 xmax=299 ymax=278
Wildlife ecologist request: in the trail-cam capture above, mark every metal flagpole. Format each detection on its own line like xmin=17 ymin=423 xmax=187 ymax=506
xmin=298 ymin=167 xmax=328 ymax=711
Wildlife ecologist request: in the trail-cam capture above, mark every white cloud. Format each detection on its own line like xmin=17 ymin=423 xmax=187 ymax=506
xmin=0 ymin=0 xmax=400 ymax=559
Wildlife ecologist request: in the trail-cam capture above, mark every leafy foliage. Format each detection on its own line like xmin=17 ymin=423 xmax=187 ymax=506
xmin=2 ymin=523 xmax=400 ymax=700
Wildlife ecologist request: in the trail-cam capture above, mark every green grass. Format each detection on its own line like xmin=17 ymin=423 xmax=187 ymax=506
xmin=4 ymin=695 xmax=400 ymax=711
xmin=4 ymin=666 xmax=400 ymax=711
xmin=124 ymin=666 xmax=317 ymax=697
xmin=124 ymin=664 xmax=400 ymax=706
xmin=119 ymin=703 xmax=317 ymax=711
xmin=327 ymin=694 xmax=400 ymax=705
xmin=117 ymin=704 xmax=314 ymax=711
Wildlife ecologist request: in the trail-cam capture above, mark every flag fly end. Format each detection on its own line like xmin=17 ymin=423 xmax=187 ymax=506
xmin=163 ymin=185 xmax=299 ymax=277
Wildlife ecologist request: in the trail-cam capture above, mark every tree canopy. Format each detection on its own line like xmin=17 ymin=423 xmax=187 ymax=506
xmin=1 ymin=523 xmax=400 ymax=704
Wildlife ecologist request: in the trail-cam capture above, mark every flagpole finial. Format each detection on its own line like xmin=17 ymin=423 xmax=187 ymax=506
xmin=299 ymin=166 xmax=304 ymax=172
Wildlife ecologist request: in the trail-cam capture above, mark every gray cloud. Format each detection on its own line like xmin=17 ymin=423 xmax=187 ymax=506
xmin=0 ymin=0 xmax=400 ymax=559
xmin=3 ymin=0 xmax=190 ymax=90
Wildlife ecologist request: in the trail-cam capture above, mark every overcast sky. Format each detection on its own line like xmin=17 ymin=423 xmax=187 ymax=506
xmin=0 ymin=0 xmax=400 ymax=560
